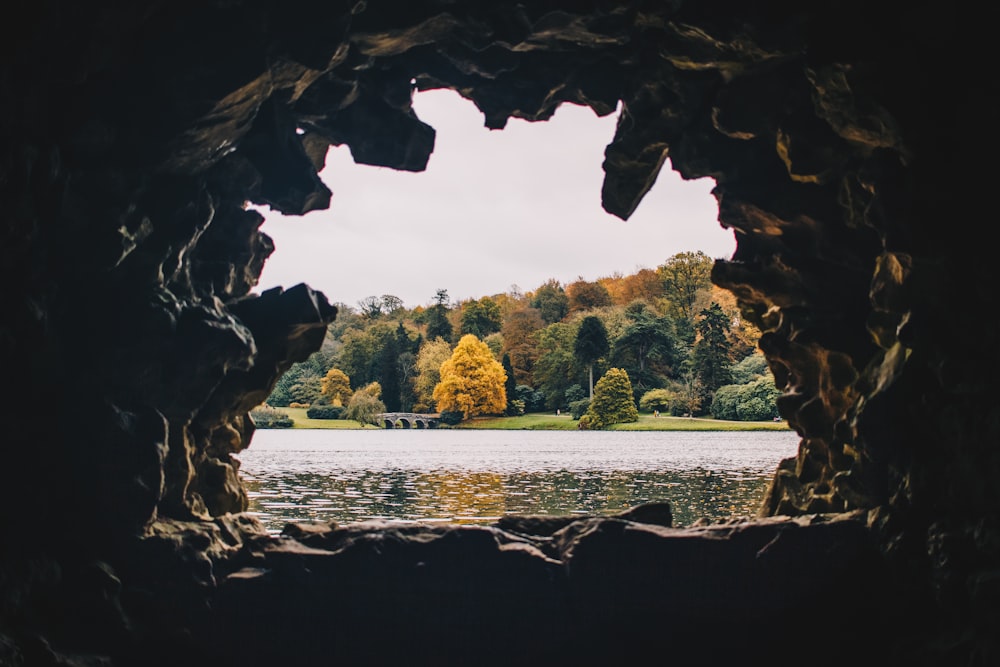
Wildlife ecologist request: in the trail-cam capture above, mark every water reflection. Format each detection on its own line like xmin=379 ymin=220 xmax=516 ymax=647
xmin=235 ymin=429 xmax=799 ymax=533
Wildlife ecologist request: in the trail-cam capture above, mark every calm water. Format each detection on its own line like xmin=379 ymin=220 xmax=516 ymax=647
xmin=234 ymin=429 xmax=800 ymax=533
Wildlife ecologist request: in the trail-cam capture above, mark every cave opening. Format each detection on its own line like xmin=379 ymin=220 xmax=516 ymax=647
xmin=3 ymin=2 xmax=996 ymax=665
xmin=238 ymin=85 xmax=787 ymax=532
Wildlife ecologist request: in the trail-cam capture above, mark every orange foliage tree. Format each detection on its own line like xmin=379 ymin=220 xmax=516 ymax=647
xmin=433 ymin=334 xmax=508 ymax=418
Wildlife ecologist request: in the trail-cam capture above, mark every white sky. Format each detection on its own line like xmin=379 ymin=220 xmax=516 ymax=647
xmin=253 ymin=88 xmax=736 ymax=309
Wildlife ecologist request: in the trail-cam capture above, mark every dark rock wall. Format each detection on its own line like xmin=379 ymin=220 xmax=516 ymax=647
xmin=1 ymin=1 xmax=997 ymax=665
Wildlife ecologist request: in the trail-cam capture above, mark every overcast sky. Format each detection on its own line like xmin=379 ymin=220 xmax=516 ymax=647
xmin=253 ymin=88 xmax=736 ymax=310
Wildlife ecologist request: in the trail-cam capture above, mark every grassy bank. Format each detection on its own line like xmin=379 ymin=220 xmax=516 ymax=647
xmin=273 ymin=408 xmax=791 ymax=432
xmin=452 ymin=413 xmax=792 ymax=431
xmin=282 ymin=407 xmax=379 ymax=429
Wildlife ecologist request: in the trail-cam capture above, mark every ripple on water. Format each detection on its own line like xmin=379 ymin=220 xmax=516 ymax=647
xmin=235 ymin=429 xmax=799 ymax=532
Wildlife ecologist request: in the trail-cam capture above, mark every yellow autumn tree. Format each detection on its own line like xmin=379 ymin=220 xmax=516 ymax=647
xmin=432 ymin=334 xmax=507 ymax=419
xmin=320 ymin=368 xmax=353 ymax=406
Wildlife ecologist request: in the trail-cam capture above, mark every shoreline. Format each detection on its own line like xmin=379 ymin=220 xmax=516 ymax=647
xmin=273 ymin=408 xmax=793 ymax=433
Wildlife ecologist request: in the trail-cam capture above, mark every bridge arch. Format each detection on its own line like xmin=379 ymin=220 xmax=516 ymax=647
xmin=376 ymin=413 xmax=440 ymax=429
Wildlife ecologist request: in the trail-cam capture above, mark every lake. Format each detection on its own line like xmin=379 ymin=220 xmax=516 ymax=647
xmin=234 ymin=428 xmax=800 ymax=533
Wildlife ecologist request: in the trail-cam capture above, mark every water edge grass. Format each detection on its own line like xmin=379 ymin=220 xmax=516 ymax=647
xmin=453 ymin=413 xmax=792 ymax=431
xmin=269 ymin=408 xmax=792 ymax=431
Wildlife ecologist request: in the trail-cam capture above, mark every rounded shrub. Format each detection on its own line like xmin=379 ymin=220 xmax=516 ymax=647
xmin=306 ymin=405 xmax=345 ymax=420
xmin=439 ymin=410 xmax=464 ymax=425
xmin=584 ymin=368 xmax=638 ymax=429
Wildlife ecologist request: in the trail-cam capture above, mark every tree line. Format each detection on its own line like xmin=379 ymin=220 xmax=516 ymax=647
xmin=262 ymin=251 xmax=782 ymax=427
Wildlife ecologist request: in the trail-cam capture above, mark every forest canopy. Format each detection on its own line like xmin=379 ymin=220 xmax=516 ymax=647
xmin=265 ymin=252 xmax=778 ymax=424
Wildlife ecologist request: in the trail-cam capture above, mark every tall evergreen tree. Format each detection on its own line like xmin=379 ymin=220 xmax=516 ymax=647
xmin=574 ymin=315 xmax=610 ymax=399
xmin=393 ymin=322 xmax=418 ymax=411
xmin=379 ymin=334 xmax=402 ymax=412
xmin=502 ymin=353 xmax=517 ymax=415
xmin=426 ymin=288 xmax=453 ymax=342
xmin=397 ymin=351 xmax=416 ymax=412
xmin=394 ymin=321 xmax=416 ymax=354
xmin=693 ymin=302 xmax=733 ymax=407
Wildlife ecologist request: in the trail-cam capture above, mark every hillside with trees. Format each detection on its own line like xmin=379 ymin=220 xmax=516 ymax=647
xmin=262 ymin=251 xmax=781 ymax=426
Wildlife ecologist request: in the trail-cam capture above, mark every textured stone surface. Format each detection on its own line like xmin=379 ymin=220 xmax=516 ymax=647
xmin=191 ymin=511 xmax=892 ymax=667
xmin=1 ymin=1 xmax=998 ymax=665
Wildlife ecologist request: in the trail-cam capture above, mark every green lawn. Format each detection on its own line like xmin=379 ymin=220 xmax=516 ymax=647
xmin=452 ymin=413 xmax=792 ymax=431
xmin=268 ymin=407 xmax=792 ymax=432
xmin=281 ymin=407 xmax=380 ymax=429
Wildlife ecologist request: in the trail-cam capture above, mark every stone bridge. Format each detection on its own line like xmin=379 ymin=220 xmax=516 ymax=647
xmin=376 ymin=412 xmax=441 ymax=429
